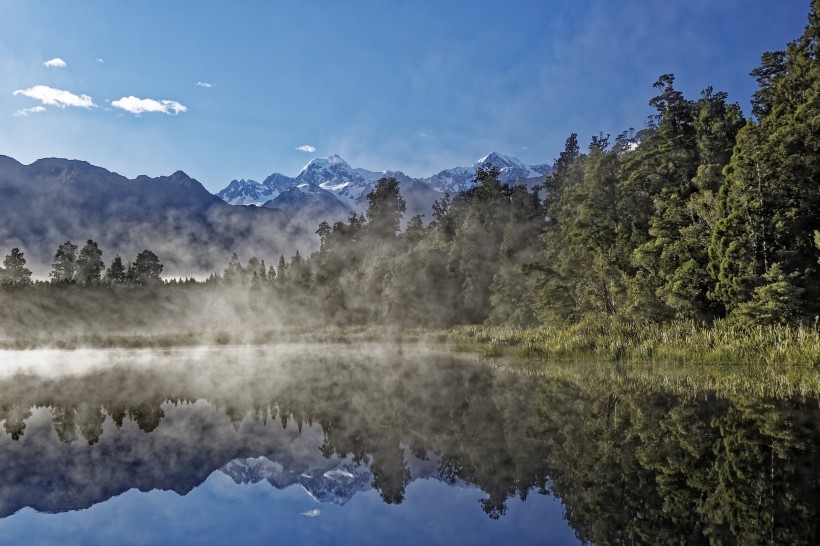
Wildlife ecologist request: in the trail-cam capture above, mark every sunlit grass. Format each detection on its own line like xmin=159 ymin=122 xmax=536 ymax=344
xmin=3 ymin=319 xmax=820 ymax=397
xmin=434 ymin=318 xmax=820 ymax=398
xmin=437 ymin=319 xmax=820 ymax=368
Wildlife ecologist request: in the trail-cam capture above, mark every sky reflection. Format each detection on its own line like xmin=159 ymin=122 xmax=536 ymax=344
xmin=0 ymin=473 xmax=578 ymax=546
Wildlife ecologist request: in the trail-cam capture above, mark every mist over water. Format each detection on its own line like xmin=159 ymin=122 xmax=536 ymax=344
xmin=0 ymin=343 xmax=817 ymax=544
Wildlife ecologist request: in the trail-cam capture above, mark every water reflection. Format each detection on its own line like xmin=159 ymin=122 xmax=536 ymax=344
xmin=0 ymin=344 xmax=818 ymax=544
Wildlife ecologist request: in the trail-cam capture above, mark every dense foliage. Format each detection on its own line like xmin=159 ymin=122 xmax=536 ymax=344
xmin=1 ymin=1 xmax=819 ymax=334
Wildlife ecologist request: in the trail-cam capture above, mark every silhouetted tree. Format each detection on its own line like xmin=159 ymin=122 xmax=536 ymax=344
xmin=365 ymin=177 xmax=406 ymax=242
xmin=51 ymin=241 xmax=78 ymax=283
xmin=130 ymin=250 xmax=163 ymax=285
xmin=105 ymin=255 xmax=127 ymax=284
xmin=76 ymin=239 xmax=104 ymax=284
xmin=1 ymin=248 xmax=32 ymax=286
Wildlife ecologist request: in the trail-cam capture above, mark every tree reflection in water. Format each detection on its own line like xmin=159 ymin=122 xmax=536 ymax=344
xmin=0 ymin=344 xmax=817 ymax=544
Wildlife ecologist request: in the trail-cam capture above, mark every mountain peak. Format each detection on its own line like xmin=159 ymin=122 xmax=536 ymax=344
xmin=300 ymin=154 xmax=351 ymax=175
xmin=477 ymin=151 xmax=519 ymax=167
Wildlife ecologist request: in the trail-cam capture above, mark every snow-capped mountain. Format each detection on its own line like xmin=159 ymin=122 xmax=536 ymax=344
xmin=216 ymin=179 xmax=269 ymax=205
xmin=422 ymin=152 xmax=551 ymax=194
xmin=221 ymin=456 xmax=372 ymax=505
xmin=216 ymin=152 xmax=550 ymax=208
xmin=220 ymin=450 xmax=457 ymax=506
xmin=217 ymin=172 xmax=298 ymax=206
xmin=296 ymin=154 xmax=373 ymax=210
xmin=478 ymin=151 xmax=551 ymax=180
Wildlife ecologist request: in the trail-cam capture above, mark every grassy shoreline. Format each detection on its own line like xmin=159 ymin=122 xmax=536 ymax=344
xmin=440 ymin=320 xmax=820 ymax=368
xmin=439 ymin=320 xmax=820 ymax=398
xmin=3 ymin=319 xmax=820 ymax=366
xmin=2 ymin=320 xmax=820 ymax=398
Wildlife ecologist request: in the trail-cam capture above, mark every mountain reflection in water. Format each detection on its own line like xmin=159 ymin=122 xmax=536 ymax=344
xmin=0 ymin=343 xmax=818 ymax=545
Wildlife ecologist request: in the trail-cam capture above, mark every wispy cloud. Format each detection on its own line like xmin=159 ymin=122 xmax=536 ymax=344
xmin=301 ymin=509 xmax=321 ymax=517
xmin=195 ymin=81 xmax=213 ymax=88
xmin=14 ymin=106 xmax=47 ymax=117
xmin=96 ymin=58 xmax=105 ymax=64
xmin=111 ymin=96 xmax=187 ymax=116
xmin=43 ymin=58 xmax=67 ymax=68
xmin=13 ymin=85 xmax=95 ymax=109
xmin=296 ymin=145 xmax=316 ymax=153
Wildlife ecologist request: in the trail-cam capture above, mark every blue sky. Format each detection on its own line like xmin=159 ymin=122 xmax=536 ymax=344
xmin=0 ymin=0 xmax=811 ymax=192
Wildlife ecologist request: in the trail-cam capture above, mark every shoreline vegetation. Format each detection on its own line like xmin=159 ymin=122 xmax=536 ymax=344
xmin=3 ymin=319 xmax=820 ymax=368
xmin=2 ymin=321 xmax=820 ymax=399
xmin=2 ymin=2 xmax=820 ymax=401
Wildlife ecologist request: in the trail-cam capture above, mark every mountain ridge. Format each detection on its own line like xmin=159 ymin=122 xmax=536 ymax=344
xmin=0 ymin=155 xmax=308 ymax=276
xmin=216 ymin=152 xmax=551 ymax=208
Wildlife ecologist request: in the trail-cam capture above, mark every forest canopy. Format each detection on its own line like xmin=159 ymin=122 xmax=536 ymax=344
xmin=2 ymin=1 xmax=820 ymax=334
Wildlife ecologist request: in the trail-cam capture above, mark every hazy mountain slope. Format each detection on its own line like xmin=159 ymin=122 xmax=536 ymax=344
xmin=0 ymin=156 xmax=308 ymax=277
xmin=262 ymin=184 xmax=352 ymax=233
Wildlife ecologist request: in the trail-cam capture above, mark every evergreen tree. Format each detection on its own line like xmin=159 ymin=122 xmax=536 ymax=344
xmin=105 ymin=255 xmax=127 ymax=285
xmin=431 ymin=193 xmax=457 ymax=241
xmin=276 ymin=255 xmax=288 ymax=287
xmin=51 ymin=241 xmax=78 ymax=283
xmin=449 ymin=165 xmax=511 ymax=323
xmin=365 ymin=177 xmax=406 ymax=243
xmin=130 ymin=250 xmax=163 ymax=285
xmin=709 ymin=2 xmax=820 ymax=320
xmin=1 ymin=248 xmax=32 ymax=286
xmin=76 ymin=240 xmax=104 ymax=284
xmin=223 ymin=253 xmax=243 ymax=286
xmin=488 ymin=185 xmax=545 ymax=325
xmin=403 ymin=214 xmax=425 ymax=246
xmin=625 ymin=75 xmax=699 ymax=320
xmin=730 ymin=263 xmax=805 ymax=325
xmin=535 ymin=134 xmax=585 ymax=324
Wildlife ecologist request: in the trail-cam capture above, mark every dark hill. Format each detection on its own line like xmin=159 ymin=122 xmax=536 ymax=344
xmin=0 ymin=156 xmax=309 ymax=277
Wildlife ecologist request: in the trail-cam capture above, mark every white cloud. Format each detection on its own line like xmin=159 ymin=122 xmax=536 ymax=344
xmin=13 ymin=85 xmax=95 ymax=109
xmin=111 ymin=96 xmax=187 ymax=116
xmin=96 ymin=58 xmax=105 ymax=64
xmin=43 ymin=58 xmax=67 ymax=68
xmin=301 ymin=509 xmax=321 ymax=517
xmin=296 ymin=145 xmax=316 ymax=153
xmin=195 ymin=81 xmax=213 ymax=88
xmin=14 ymin=106 xmax=46 ymax=117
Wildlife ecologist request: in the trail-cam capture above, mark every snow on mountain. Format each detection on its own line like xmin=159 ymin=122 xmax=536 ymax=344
xmin=215 ymin=179 xmax=266 ymax=206
xmin=215 ymin=152 xmax=551 ymax=208
xmin=217 ymin=171 xmax=299 ymax=206
xmin=219 ymin=450 xmax=458 ymax=506
xmin=296 ymin=154 xmax=373 ymax=210
xmin=477 ymin=151 xmax=549 ymax=180
xmin=421 ymin=152 xmax=551 ymax=194
xmin=353 ymin=167 xmax=388 ymax=184
xmin=421 ymin=165 xmax=476 ymax=194
xmin=220 ymin=455 xmax=372 ymax=506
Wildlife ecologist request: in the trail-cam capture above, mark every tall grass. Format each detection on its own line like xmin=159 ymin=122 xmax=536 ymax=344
xmin=440 ymin=318 xmax=820 ymax=368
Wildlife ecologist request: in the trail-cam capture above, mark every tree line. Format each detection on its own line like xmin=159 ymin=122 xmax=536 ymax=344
xmin=0 ymin=241 xmax=164 ymax=287
xmin=2 ymin=1 xmax=819 ymax=329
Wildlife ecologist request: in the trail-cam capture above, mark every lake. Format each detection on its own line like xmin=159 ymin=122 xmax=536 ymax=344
xmin=0 ymin=343 xmax=817 ymax=545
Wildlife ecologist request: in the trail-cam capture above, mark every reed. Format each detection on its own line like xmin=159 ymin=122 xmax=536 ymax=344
xmin=435 ymin=319 xmax=820 ymax=368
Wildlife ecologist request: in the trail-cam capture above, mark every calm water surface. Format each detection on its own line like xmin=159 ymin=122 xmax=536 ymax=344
xmin=0 ymin=343 xmax=817 ymax=545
